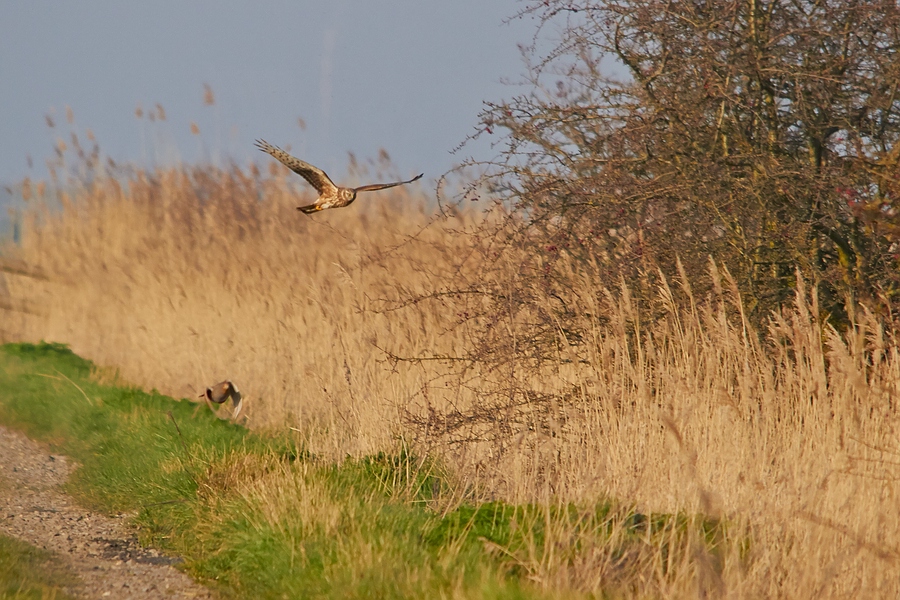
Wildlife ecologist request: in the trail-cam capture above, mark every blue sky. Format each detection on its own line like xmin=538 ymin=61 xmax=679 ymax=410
xmin=1 ymin=1 xmax=540 ymax=187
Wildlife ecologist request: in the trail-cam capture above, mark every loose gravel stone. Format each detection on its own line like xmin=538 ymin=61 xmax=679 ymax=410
xmin=0 ymin=425 xmax=214 ymax=599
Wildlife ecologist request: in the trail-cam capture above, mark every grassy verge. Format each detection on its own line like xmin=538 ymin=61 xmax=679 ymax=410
xmin=0 ymin=533 xmax=79 ymax=600
xmin=0 ymin=343 xmax=730 ymax=598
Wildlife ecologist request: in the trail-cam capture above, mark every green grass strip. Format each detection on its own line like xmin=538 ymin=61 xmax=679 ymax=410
xmin=0 ymin=343 xmax=732 ymax=599
xmin=0 ymin=343 xmax=535 ymax=598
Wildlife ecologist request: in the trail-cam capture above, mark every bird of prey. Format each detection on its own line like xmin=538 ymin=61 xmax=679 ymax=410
xmin=255 ymin=139 xmax=423 ymax=213
xmin=200 ymin=380 xmax=243 ymax=420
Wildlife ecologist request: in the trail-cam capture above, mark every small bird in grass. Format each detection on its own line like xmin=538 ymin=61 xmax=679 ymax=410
xmin=201 ymin=380 xmax=243 ymax=420
xmin=254 ymin=139 xmax=423 ymax=213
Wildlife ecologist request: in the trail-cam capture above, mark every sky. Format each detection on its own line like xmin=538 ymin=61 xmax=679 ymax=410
xmin=1 ymin=1 xmax=543 ymax=189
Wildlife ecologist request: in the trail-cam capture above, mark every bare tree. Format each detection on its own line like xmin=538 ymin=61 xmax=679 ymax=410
xmin=461 ymin=0 xmax=900 ymax=321
xmin=405 ymin=0 xmax=900 ymax=447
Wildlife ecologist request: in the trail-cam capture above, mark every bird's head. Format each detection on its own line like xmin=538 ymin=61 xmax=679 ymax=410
xmin=340 ymin=188 xmax=357 ymax=204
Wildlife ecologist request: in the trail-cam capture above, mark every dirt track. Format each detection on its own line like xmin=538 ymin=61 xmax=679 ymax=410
xmin=0 ymin=425 xmax=213 ymax=599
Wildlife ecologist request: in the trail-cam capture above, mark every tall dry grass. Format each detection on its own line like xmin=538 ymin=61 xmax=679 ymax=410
xmin=3 ymin=158 xmax=900 ymax=597
xmin=5 ymin=163 xmax=470 ymax=460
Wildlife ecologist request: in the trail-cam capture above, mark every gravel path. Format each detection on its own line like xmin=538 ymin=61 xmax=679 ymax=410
xmin=0 ymin=425 xmax=214 ymax=599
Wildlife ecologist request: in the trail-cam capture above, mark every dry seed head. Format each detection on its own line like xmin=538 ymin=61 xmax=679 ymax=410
xmin=135 ymin=104 xmax=144 ymax=119
xmin=36 ymin=181 xmax=45 ymax=198
xmin=56 ymin=139 xmax=67 ymax=153
xmin=21 ymin=177 xmax=32 ymax=201
xmin=297 ymin=117 xmax=306 ymax=131
xmin=203 ymin=83 xmax=215 ymax=106
xmin=45 ymin=114 xmax=55 ymax=128
xmin=156 ymin=103 xmax=166 ymax=121
xmin=86 ymin=129 xmax=95 ymax=142
xmin=190 ymin=122 xmax=200 ymax=135
xmin=66 ymin=105 xmax=74 ymax=124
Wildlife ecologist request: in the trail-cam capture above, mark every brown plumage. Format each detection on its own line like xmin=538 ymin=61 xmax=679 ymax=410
xmin=200 ymin=380 xmax=243 ymax=420
xmin=254 ymin=139 xmax=423 ymax=213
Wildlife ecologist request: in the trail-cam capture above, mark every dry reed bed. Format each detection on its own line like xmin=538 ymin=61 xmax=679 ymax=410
xmin=5 ymin=165 xmax=900 ymax=597
xmin=8 ymin=166 xmax=467 ymax=459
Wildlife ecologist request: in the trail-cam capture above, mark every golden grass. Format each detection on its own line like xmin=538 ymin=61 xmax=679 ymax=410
xmin=6 ymin=166 xmax=465 ymax=459
xmin=4 ymin=162 xmax=900 ymax=597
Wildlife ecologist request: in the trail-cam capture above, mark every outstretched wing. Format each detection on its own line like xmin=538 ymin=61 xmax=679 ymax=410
xmin=353 ymin=173 xmax=424 ymax=193
xmin=254 ymin=139 xmax=337 ymax=195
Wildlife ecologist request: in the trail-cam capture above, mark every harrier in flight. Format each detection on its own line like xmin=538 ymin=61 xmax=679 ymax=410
xmin=255 ymin=139 xmax=423 ymax=214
